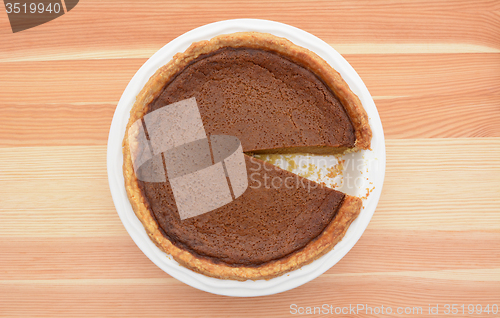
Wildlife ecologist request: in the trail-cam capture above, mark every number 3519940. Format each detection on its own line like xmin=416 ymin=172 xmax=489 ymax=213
xmin=5 ymin=2 xmax=62 ymax=14
xmin=444 ymin=304 xmax=498 ymax=315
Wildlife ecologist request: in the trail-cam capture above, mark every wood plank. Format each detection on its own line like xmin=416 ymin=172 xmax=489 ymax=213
xmin=376 ymin=94 xmax=500 ymax=138
xmin=0 ymin=139 xmax=498 ymax=238
xmin=0 ymin=103 xmax=116 ymax=147
xmin=2 ymin=55 xmax=496 ymax=105
xmin=0 ymin=60 xmax=141 ymax=104
xmin=0 ymin=276 xmax=498 ymax=317
xmin=4 ymin=93 xmax=500 ymax=146
xmin=332 ymin=43 xmax=500 ymax=55
xmin=325 ymin=268 xmax=500 ymax=281
xmin=0 ymin=237 xmax=166 ymax=280
xmin=375 ymin=138 xmax=500 ymax=231
xmin=1 ymin=230 xmax=498 ymax=280
xmin=0 ymin=146 xmax=123 ymax=237
xmin=344 ymin=53 xmax=500 ymax=97
xmin=1 ymin=2 xmax=499 ymax=63
xmin=1 ymin=43 xmax=500 ymax=64
xmin=330 ymin=229 xmax=500 ymax=275
xmin=0 ymin=54 xmax=499 ymax=146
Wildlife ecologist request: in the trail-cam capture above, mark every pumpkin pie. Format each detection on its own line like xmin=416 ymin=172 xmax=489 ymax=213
xmin=122 ymin=32 xmax=371 ymax=280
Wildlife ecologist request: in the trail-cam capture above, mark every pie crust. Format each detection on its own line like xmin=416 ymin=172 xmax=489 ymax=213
xmin=123 ymin=32 xmax=370 ymax=280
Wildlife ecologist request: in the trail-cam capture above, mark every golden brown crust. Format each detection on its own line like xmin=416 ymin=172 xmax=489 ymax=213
xmin=122 ymin=32 xmax=368 ymax=280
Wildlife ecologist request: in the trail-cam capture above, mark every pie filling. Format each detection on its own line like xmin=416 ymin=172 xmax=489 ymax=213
xmin=147 ymin=47 xmax=356 ymax=154
xmin=140 ymin=156 xmax=345 ymax=266
xmin=136 ymin=47 xmax=356 ymax=267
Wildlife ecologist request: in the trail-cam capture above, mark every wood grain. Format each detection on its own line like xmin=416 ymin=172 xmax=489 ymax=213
xmin=1 ymin=54 xmax=499 ymax=146
xmin=2 ymin=55 xmax=497 ymax=104
xmin=0 ymin=146 xmax=121 ymax=237
xmin=0 ymin=277 xmax=498 ymax=317
xmin=1 ymin=2 xmax=500 ymax=63
xmin=376 ymin=94 xmax=500 ymax=138
xmin=376 ymin=138 xmax=500 ymax=231
xmin=1 ymin=230 xmax=498 ymax=281
xmin=0 ymin=139 xmax=498 ymax=237
xmin=1 ymin=0 xmax=499 ymax=316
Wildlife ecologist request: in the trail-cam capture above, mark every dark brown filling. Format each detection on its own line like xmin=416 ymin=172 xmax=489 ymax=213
xmin=140 ymin=156 xmax=345 ymax=266
xmin=139 ymin=48 xmax=353 ymax=266
xmin=148 ymin=47 xmax=355 ymax=153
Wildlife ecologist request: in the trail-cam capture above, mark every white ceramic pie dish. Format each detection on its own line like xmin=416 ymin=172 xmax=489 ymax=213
xmin=107 ymin=19 xmax=386 ymax=297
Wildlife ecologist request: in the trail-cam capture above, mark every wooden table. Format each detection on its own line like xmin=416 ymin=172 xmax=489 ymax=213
xmin=1 ymin=1 xmax=499 ymax=317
